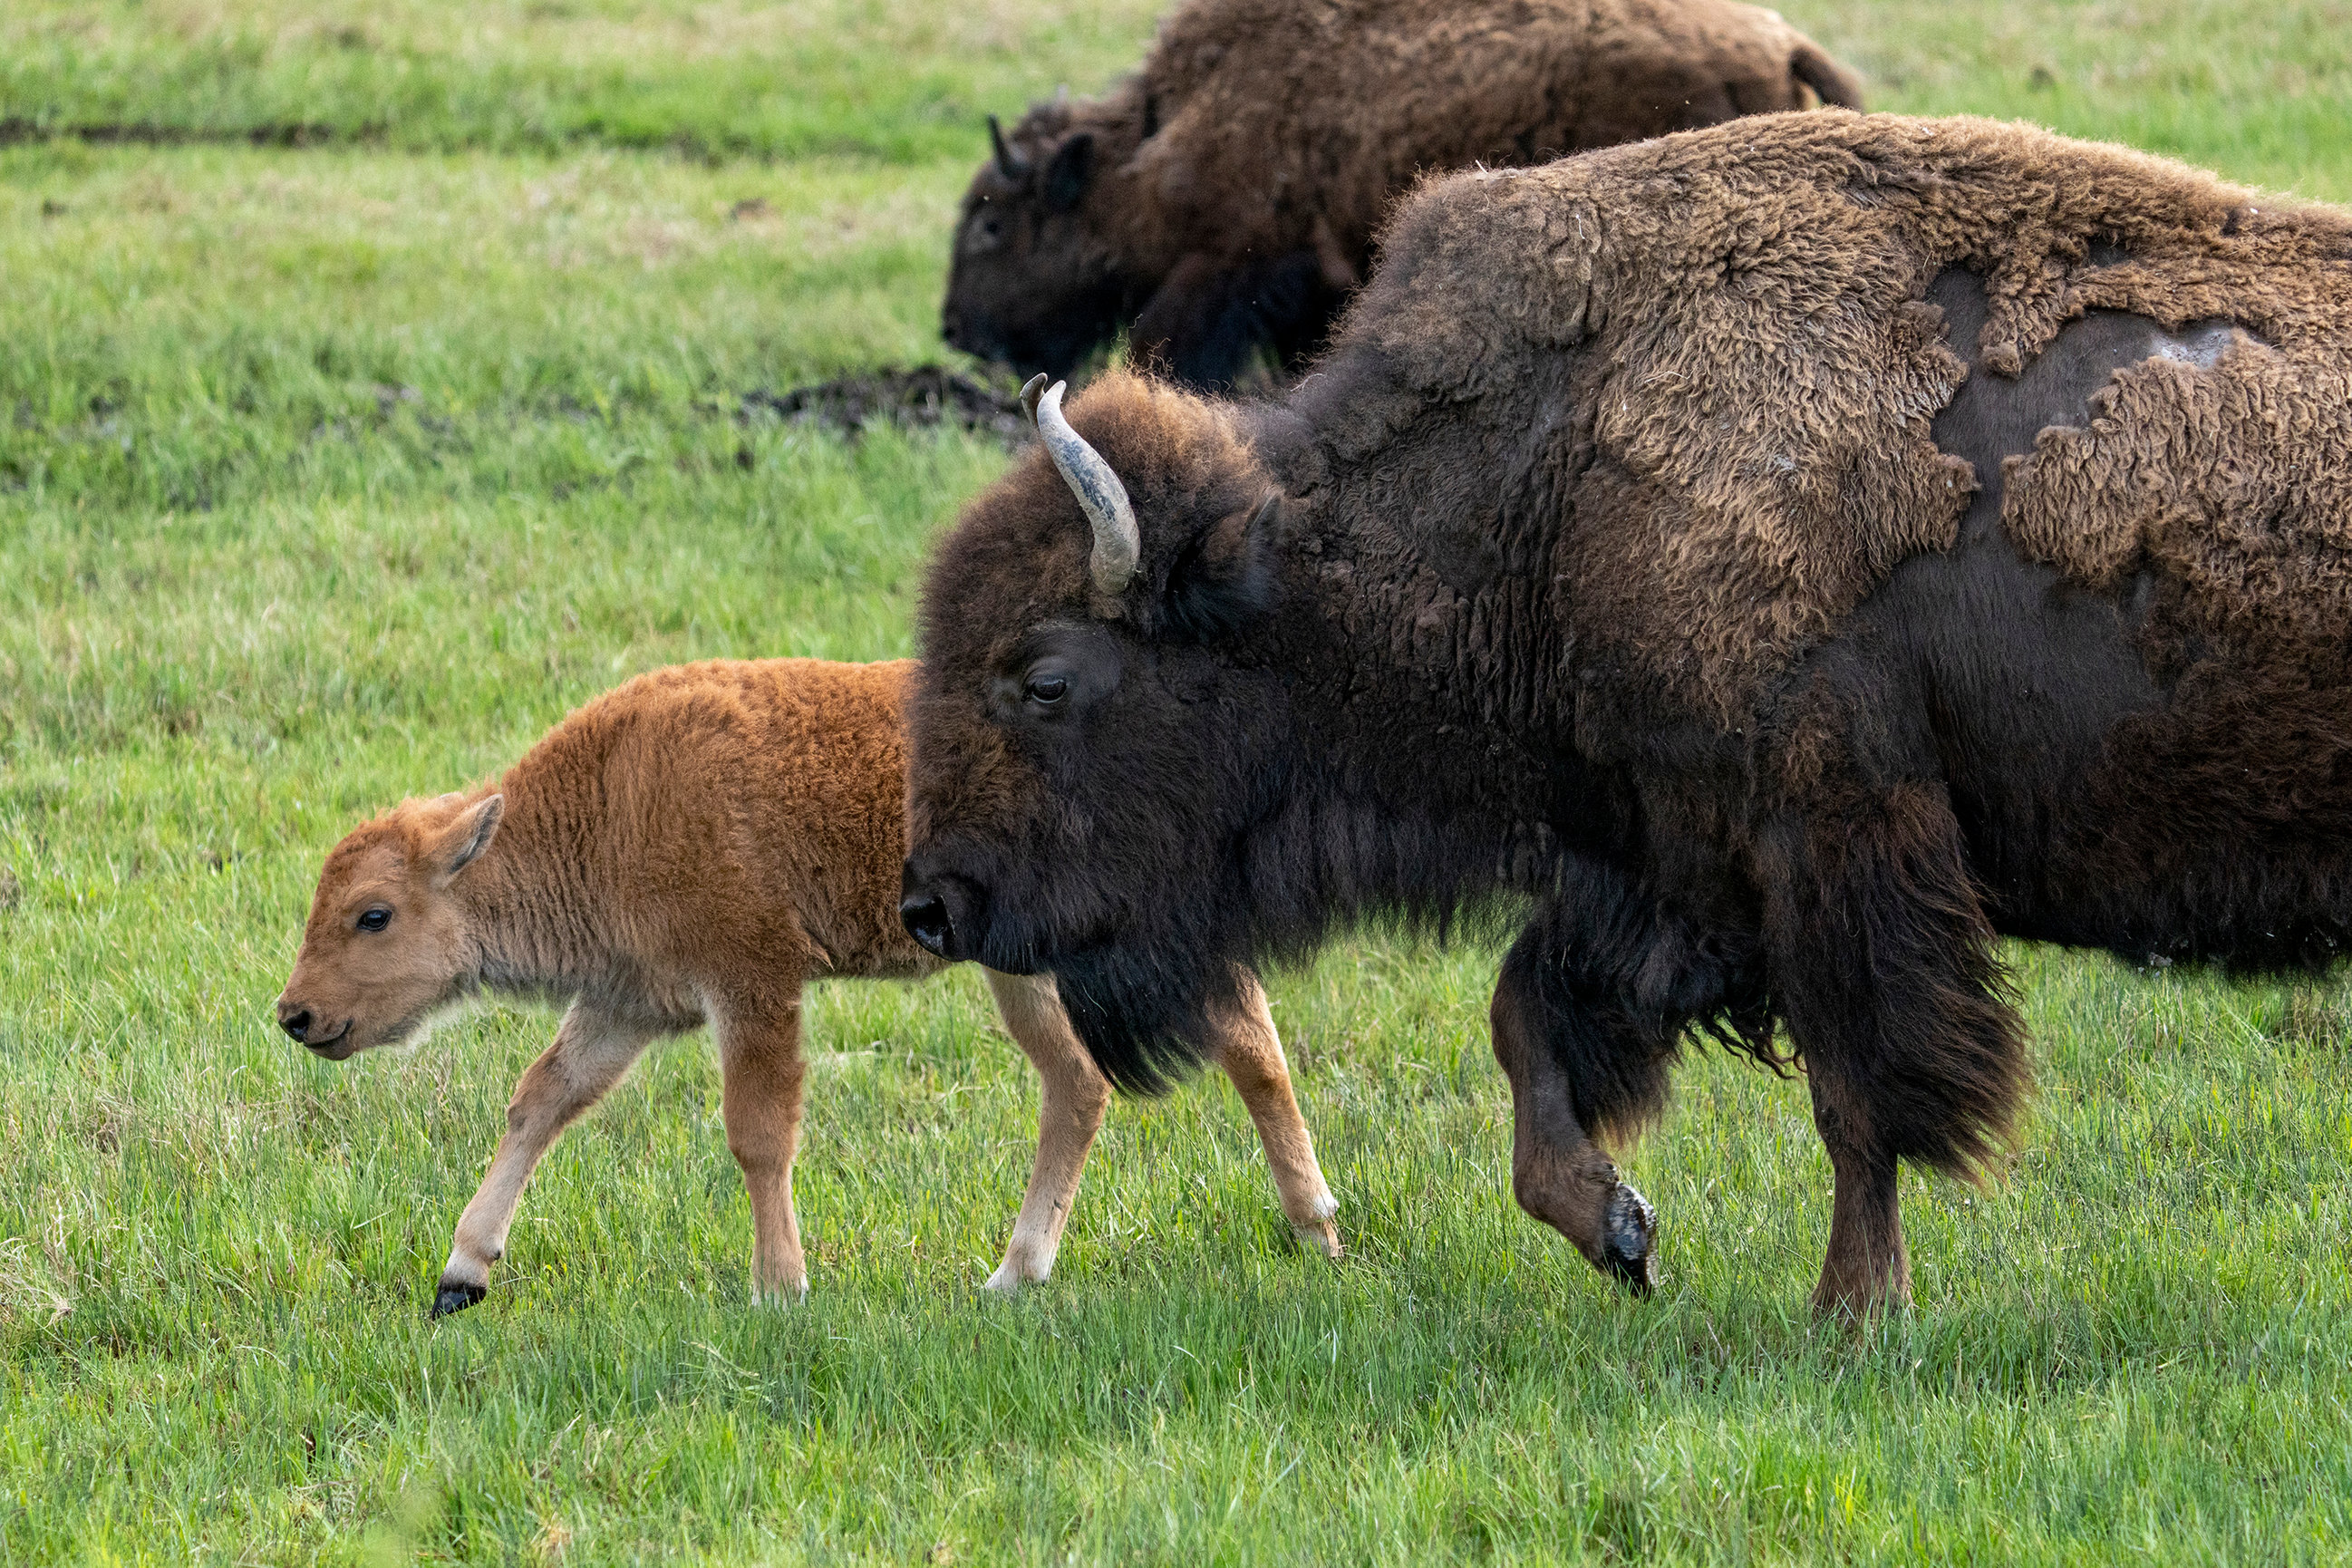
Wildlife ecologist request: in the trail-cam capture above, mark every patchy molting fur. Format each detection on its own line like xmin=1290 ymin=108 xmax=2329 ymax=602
xmin=944 ymin=0 xmax=1862 ymax=388
xmin=1339 ymin=111 xmax=2352 ymax=720
xmin=906 ymin=112 xmax=2352 ymax=1313
xmin=278 ymin=659 xmax=1339 ymax=1313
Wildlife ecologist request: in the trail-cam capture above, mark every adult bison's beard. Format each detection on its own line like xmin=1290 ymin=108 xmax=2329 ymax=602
xmin=1048 ymin=920 xmax=1255 ymax=1095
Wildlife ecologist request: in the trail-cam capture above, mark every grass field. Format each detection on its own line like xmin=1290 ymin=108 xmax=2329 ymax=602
xmin=6 ymin=1 xmax=2352 ymax=1561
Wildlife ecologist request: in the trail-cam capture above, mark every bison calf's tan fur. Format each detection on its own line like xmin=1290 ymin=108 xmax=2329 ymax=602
xmin=276 ymin=659 xmax=1338 ymax=1313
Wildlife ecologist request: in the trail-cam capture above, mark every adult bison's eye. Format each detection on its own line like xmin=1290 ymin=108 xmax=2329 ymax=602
xmin=963 ymin=212 xmax=1003 ymax=254
xmin=996 ymin=634 xmax=1115 ymax=720
xmin=357 ymin=907 xmax=392 ymax=933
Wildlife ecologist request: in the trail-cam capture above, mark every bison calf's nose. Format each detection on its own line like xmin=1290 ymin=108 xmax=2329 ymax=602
xmin=278 ymin=1004 xmax=314 ymax=1043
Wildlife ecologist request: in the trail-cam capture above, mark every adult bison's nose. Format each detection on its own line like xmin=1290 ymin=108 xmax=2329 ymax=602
xmin=277 ymin=1000 xmax=315 ymax=1043
xmin=900 ymin=860 xmax=984 ymax=962
xmin=900 ymin=890 xmax=954 ymax=956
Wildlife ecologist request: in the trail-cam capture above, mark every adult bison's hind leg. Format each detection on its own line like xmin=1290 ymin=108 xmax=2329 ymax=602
xmin=1490 ymin=915 xmax=1681 ymax=1293
xmin=1759 ymin=782 xmax=2030 ymax=1317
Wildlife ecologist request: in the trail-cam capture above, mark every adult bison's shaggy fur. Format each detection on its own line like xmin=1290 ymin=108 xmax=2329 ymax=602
xmin=944 ymin=0 xmax=1861 ymax=390
xmin=276 ymin=660 xmax=1337 ymax=1315
xmin=901 ymin=112 xmax=2352 ymax=1314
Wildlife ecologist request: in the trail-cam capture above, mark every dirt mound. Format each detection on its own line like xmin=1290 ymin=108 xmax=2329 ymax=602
xmin=742 ymin=367 xmax=1031 ymax=445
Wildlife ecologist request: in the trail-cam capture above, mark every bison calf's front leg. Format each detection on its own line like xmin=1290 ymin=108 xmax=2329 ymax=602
xmin=438 ymin=1002 xmax=656 ymax=1317
xmin=1488 ymin=935 xmax=1666 ymax=1293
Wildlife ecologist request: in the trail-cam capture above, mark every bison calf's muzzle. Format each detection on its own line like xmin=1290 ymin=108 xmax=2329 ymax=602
xmin=276 ymin=997 xmax=358 ymax=1059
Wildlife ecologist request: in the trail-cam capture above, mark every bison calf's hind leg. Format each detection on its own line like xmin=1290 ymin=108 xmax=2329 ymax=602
xmin=982 ymin=970 xmax=1115 ymax=1291
xmin=1204 ymin=971 xmax=1341 ymax=1257
xmin=715 ymin=998 xmax=811 ymax=1304
xmin=980 ymin=968 xmax=1340 ymax=1292
xmin=438 ymin=1002 xmax=658 ymax=1317
xmin=1758 ymin=783 xmax=2030 ymax=1319
xmin=1489 ymin=930 xmax=1672 ymax=1294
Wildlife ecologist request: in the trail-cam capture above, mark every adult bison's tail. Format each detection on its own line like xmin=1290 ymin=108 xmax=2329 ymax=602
xmin=1791 ymin=42 xmax=1865 ymax=110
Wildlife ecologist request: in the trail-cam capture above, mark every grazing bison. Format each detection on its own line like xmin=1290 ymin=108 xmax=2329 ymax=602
xmin=276 ymin=660 xmax=1338 ymax=1316
xmin=900 ymin=111 xmax=2352 ymax=1315
xmin=944 ymin=0 xmax=1862 ymax=390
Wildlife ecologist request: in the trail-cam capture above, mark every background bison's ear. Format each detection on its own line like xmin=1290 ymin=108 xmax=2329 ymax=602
xmin=1042 ymin=133 xmax=1095 ymax=212
xmin=1166 ymin=493 xmax=1280 ymax=641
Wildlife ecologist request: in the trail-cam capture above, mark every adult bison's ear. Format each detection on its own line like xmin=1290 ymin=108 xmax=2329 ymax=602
xmin=1165 ymin=493 xmax=1280 ymax=642
xmin=1042 ymin=133 xmax=1095 ymax=213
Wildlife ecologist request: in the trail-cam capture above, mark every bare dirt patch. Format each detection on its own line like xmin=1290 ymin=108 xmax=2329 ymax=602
xmin=741 ymin=367 xmax=1031 ymax=446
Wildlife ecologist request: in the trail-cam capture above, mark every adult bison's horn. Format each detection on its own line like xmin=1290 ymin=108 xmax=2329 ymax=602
xmin=988 ymin=115 xmax=1028 ymax=179
xmin=1027 ymin=377 xmax=1140 ymax=595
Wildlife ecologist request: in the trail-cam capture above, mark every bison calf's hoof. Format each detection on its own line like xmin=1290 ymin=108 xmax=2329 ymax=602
xmin=431 ymin=1282 xmax=487 ymax=1318
xmin=1598 ymin=1183 xmax=1658 ymax=1296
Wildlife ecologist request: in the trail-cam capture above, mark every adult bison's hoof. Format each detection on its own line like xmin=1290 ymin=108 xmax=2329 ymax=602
xmin=1598 ymin=1182 xmax=1657 ymax=1296
xmin=431 ymin=1282 xmax=487 ymax=1318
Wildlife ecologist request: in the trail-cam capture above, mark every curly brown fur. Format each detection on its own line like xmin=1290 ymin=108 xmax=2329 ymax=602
xmin=943 ymin=0 xmax=1862 ymax=389
xmin=277 ymin=660 xmax=1339 ymax=1313
xmin=906 ymin=113 xmax=2352 ymax=1315
xmin=1348 ymin=111 xmax=2352 ymax=721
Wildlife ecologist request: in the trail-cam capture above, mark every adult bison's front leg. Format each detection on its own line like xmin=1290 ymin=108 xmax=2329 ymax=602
xmin=1128 ymin=250 xmax=1341 ymax=392
xmin=1489 ymin=919 xmax=1679 ymax=1293
xmin=1758 ymin=782 xmax=2030 ymax=1318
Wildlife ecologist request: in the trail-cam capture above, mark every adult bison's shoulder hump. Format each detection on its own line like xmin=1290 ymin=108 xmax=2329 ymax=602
xmin=1327 ymin=111 xmax=2352 ymax=718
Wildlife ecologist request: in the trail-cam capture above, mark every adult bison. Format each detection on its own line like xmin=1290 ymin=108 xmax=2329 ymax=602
xmin=943 ymin=0 xmax=1861 ymax=391
xmin=900 ymin=111 xmax=2352 ymax=1315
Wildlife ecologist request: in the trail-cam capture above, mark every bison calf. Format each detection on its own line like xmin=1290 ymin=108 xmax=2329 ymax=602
xmin=276 ymin=659 xmax=1338 ymax=1314
xmin=945 ymin=0 xmax=1861 ymax=389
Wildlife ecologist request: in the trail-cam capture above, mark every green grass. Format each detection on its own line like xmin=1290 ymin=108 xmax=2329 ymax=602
xmin=0 ymin=0 xmax=1165 ymax=163
xmin=6 ymin=0 xmax=2352 ymax=1561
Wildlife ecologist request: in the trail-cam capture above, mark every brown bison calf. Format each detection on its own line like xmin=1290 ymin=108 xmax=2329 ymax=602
xmin=944 ymin=0 xmax=1862 ymax=389
xmin=276 ymin=659 xmax=1338 ymax=1314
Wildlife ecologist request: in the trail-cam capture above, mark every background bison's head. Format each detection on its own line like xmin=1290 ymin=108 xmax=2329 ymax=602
xmin=941 ymin=104 xmax=1131 ymax=380
xmin=901 ymin=372 xmax=1290 ymax=1088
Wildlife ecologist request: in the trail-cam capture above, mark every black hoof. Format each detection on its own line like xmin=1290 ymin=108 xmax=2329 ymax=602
xmin=431 ymin=1282 xmax=487 ymax=1318
xmin=1598 ymin=1183 xmax=1657 ymax=1296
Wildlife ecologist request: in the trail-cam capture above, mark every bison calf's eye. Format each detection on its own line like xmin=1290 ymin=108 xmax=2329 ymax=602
xmin=1026 ymin=674 xmax=1070 ymax=706
xmin=357 ymin=907 xmax=392 ymax=933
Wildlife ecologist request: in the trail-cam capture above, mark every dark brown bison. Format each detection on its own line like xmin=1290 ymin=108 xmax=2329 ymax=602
xmin=900 ymin=111 xmax=2352 ymax=1316
xmin=943 ymin=0 xmax=1862 ymax=391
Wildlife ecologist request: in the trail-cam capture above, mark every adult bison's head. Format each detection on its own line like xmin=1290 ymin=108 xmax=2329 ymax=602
xmin=902 ymin=372 xmax=1291 ymax=1089
xmin=942 ymin=108 xmax=1127 ymax=380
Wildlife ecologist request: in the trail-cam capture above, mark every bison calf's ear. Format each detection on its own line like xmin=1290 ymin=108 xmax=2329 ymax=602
xmin=426 ymin=794 xmax=504 ymax=886
xmin=1042 ymin=133 xmax=1095 ymax=213
xmin=1166 ymin=493 xmax=1282 ymax=643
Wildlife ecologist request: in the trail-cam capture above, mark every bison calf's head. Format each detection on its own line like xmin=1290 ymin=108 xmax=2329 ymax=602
xmin=943 ymin=110 xmax=1125 ymax=380
xmin=276 ymin=792 xmax=504 ymax=1060
xmin=903 ymin=373 xmax=1286 ymax=1089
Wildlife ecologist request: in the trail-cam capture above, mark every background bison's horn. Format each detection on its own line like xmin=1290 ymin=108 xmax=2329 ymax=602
xmin=1020 ymin=373 xmax=1049 ymax=424
xmin=988 ymin=115 xmax=1028 ymax=179
xmin=1032 ymin=380 xmax=1140 ymax=595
